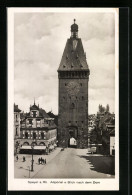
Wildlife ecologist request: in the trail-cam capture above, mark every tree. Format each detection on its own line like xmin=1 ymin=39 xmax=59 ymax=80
xmin=99 ymin=104 xmax=103 ymax=112
xmin=98 ymin=104 xmax=101 ymax=112
xmin=106 ymin=104 xmax=110 ymax=112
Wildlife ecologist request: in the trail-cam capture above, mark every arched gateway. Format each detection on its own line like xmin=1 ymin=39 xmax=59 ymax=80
xmin=68 ymin=137 xmax=77 ymax=148
xmin=57 ymin=20 xmax=90 ymax=149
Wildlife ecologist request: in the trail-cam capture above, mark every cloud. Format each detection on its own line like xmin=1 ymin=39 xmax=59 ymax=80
xmin=14 ymin=11 xmax=115 ymax=114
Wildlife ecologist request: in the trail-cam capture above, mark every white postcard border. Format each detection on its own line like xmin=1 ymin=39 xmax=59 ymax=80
xmin=8 ymin=7 xmax=119 ymax=191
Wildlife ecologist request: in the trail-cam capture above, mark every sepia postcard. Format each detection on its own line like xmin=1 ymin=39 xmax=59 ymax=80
xmin=8 ymin=8 xmax=119 ymax=191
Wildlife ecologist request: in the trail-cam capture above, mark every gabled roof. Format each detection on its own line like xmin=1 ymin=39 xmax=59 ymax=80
xmin=14 ymin=104 xmax=21 ymax=112
xmin=58 ymin=38 xmax=89 ymax=71
xmin=109 ymin=129 xmax=115 ymax=136
xmin=47 ymin=111 xmax=57 ymax=118
xmin=39 ymin=108 xmax=50 ymax=118
xmin=30 ymin=104 xmax=39 ymax=111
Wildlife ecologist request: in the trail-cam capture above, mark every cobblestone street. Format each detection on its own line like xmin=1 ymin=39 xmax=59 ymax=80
xmin=15 ymin=148 xmax=114 ymax=179
xmin=33 ymin=148 xmax=115 ymax=178
xmin=15 ymin=148 xmax=115 ymax=179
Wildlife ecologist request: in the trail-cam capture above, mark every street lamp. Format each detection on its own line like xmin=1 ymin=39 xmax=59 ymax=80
xmin=31 ymin=143 xmax=34 ymax=172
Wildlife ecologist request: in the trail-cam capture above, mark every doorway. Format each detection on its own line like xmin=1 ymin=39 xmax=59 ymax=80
xmin=68 ymin=137 xmax=77 ymax=148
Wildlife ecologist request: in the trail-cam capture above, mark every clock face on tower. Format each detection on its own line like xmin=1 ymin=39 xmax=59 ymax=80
xmin=66 ymin=81 xmax=80 ymax=95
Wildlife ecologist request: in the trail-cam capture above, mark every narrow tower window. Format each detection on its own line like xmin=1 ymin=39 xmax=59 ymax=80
xmin=71 ymin=103 xmax=75 ymax=109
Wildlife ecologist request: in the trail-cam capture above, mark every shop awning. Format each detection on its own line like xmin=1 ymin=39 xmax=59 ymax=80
xmin=34 ymin=146 xmax=46 ymax=150
xmin=21 ymin=146 xmax=46 ymax=150
xmin=21 ymin=146 xmax=31 ymax=149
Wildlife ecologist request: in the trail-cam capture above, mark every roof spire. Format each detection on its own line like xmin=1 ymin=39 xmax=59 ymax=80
xmin=71 ymin=19 xmax=78 ymax=38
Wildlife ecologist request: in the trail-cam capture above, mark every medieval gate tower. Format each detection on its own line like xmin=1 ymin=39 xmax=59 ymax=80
xmin=58 ymin=20 xmax=90 ymax=148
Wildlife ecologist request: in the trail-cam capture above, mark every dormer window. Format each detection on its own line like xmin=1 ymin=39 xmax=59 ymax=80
xmin=73 ymin=40 xmax=78 ymax=50
xmin=71 ymin=103 xmax=75 ymax=109
xmin=32 ymin=111 xmax=37 ymax=117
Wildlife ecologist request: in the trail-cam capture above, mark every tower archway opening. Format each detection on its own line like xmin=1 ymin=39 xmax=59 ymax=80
xmin=68 ymin=137 xmax=77 ymax=148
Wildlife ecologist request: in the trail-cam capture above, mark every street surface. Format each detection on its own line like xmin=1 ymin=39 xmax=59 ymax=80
xmin=33 ymin=148 xmax=115 ymax=178
xmin=14 ymin=147 xmax=61 ymax=178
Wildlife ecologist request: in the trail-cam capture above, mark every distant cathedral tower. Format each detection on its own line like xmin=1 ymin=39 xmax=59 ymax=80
xmin=57 ymin=20 xmax=90 ymax=148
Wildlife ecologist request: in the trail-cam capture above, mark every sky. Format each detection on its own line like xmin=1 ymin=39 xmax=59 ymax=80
xmin=14 ymin=11 xmax=115 ymax=115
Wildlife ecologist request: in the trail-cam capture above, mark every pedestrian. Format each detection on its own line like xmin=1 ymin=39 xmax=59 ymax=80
xmin=40 ymin=157 xmax=42 ymax=164
xmin=38 ymin=158 xmax=40 ymax=165
xmin=42 ymin=158 xmax=44 ymax=164
xmin=45 ymin=159 xmax=46 ymax=164
xmin=41 ymin=158 xmax=43 ymax=164
xmin=23 ymin=156 xmax=25 ymax=162
xmin=16 ymin=155 xmax=18 ymax=161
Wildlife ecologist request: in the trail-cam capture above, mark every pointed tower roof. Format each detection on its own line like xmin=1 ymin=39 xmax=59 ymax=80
xmin=58 ymin=20 xmax=89 ymax=72
xmin=30 ymin=99 xmax=39 ymax=110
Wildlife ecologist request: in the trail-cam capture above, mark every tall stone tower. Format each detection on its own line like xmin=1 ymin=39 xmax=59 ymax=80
xmin=57 ymin=20 xmax=90 ymax=148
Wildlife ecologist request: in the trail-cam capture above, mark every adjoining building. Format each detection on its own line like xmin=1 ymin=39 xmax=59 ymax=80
xmin=58 ymin=20 xmax=90 ymax=148
xmin=14 ymin=103 xmax=21 ymax=154
xmin=16 ymin=102 xmax=57 ymax=154
xmin=14 ymin=103 xmax=21 ymax=139
xmin=96 ymin=109 xmax=115 ymax=155
xmin=109 ymin=129 xmax=115 ymax=155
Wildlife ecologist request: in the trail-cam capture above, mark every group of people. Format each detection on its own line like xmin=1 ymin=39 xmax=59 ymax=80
xmin=16 ymin=155 xmax=46 ymax=165
xmin=16 ymin=155 xmax=26 ymax=162
xmin=38 ymin=157 xmax=46 ymax=165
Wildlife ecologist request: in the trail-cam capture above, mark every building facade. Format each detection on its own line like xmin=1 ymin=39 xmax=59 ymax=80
xmin=58 ymin=20 xmax=90 ymax=148
xmin=19 ymin=102 xmax=57 ymax=148
xmin=110 ymin=130 xmax=115 ymax=155
xmin=14 ymin=103 xmax=21 ymax=139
